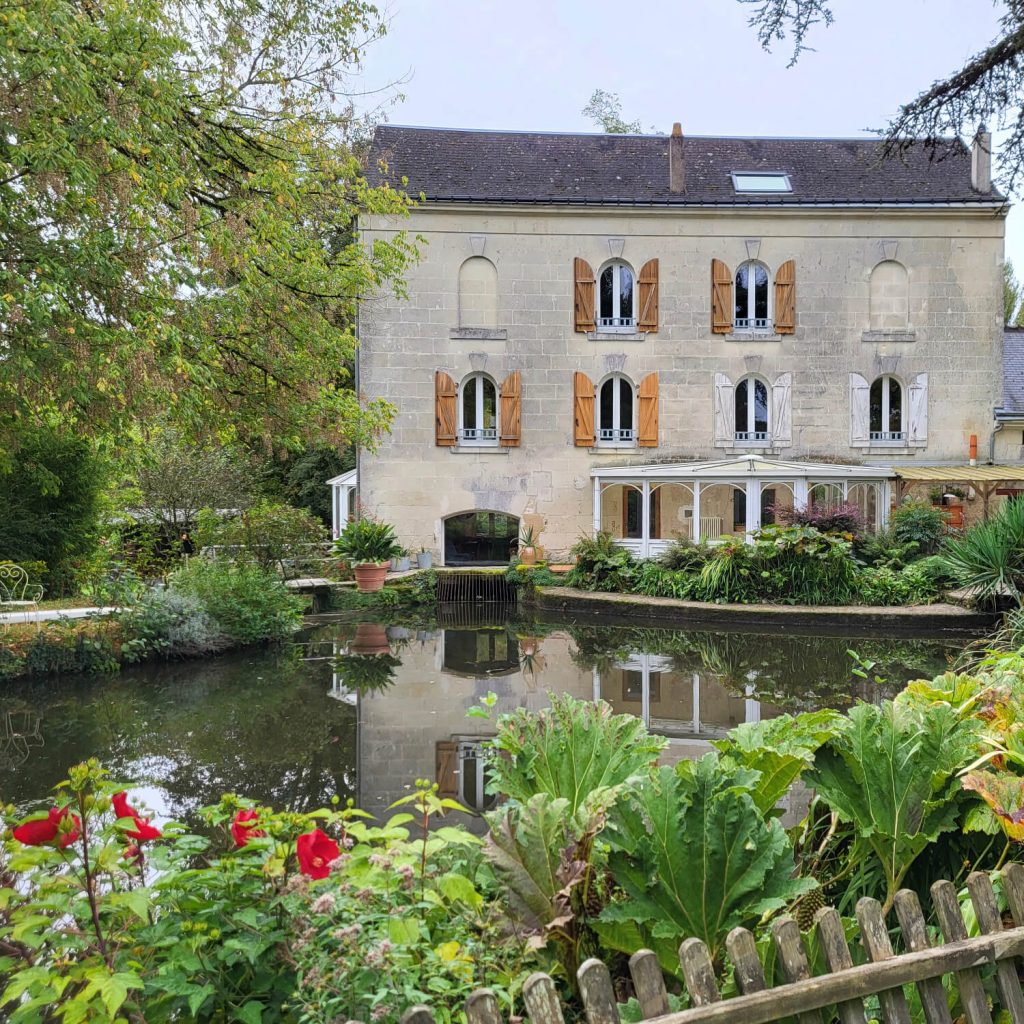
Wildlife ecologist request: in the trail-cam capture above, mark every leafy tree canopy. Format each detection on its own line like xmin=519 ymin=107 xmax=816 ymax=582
xmin=1 ymin=0 xmax=417 ymax=459
xmin=739 ymin=0 xmax=1024 ymax=191
xmin=582 ymin=89 xmax=644 ymax=134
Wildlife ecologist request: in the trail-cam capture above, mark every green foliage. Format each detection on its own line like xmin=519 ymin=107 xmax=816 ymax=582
xmin=21 ymin=623 xmax=121 ymax=676
xmin=120 ymin=587 xmax=228 ymax=662
xmin=582 ymin=89 xmax=643 ymax=133
xmin=505 ymin=564 xmax=565 ymax=589
xmin=170 ymin=559 xmax=303 ymax=645
xmin=597 ymin=758 xmax=812 ymax=975
xmin=940 ymin=497 xmax=1024 ymax=600
xmin=565 ymin=532 xmax=637 ymax=591
xmin=1 ymin=0 xmax=417 ymax=453
xmin=486 ymin=694 xmax=666 ymax=816
xmin=852 ymin=563 xmax=942 ymax=607
xmin=890 ymin=499 xmax=947 ymax=555
xmin=657 ymin=536 xmax=712 ymax=573
xmin=806 ymin=700 xmax=982 ymax=912
xmin=0 ymin=429 xmax=108 ymax=594
xmin=856 ymin=526 xmax=921 ymax=570
xmin=196 ymin=501 xmax=329 ymax=578
xmin=256 ymin=445 xmax=351 ymax=526
xmin=333 ymin=518 xmax=402 ymax=565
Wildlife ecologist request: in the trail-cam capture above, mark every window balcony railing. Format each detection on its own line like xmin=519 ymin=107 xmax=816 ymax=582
xmin=597 ymin=316 xmax=637 ymax=329
xmin=599 ymin=428 xmax=635 ymax=442
xmin=734 ymin=430 xmax=769 ymax=443
xmin=734 ymin=317 xmax=773 ymax=331
xmin=869 ymin=431 xmax=906 ymax=443
xmin=460 ymin=427 xmax=497 ymax=441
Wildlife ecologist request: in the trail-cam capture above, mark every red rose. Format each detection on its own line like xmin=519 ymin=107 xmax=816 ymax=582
xmin=12 ymin=806 xmax=81 ymax=848
xmin=231 ymin=809 xmax=265 ymax=848
xmin=296 ymin=828 xmax=340 ymax=879
xmin=112 ymin=791 xmax=162 ymax=843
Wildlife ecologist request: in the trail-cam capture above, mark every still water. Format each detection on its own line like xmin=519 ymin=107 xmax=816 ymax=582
xmin=0 ymin=612 xmax=962 ymax=824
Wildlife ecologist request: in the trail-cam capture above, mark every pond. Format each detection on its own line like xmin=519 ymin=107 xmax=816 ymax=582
xmin=0 ymin=610 xmax=965 ymax=827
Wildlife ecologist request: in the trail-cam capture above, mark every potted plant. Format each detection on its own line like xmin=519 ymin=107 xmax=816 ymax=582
xmin=519 ymin=525 xmax=538 ymax=565
xmin=416 ymin=547 xmax=432 ymax=570
xmin=390 ymin=548 xmax=411 ymax=573
xmin=350 ymin=621 xmax=391 ymax=655
xmin=332 ymin=518 xmax=401 ymax=592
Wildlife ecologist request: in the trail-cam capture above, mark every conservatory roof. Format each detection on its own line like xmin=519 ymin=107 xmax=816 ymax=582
xmin=592 ymin=455 xmax=895 ymax=481
xmin=893 ymin=465 xmax=1024 ymax=482
xmin=326 ymin=469 xmax=357 ymax=487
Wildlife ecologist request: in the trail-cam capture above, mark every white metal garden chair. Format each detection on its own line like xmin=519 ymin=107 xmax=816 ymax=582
xmin=0 ymin=565 xmax=44 ymax=630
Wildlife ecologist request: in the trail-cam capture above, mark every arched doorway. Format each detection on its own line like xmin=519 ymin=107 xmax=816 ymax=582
xmin=443 ymin=510 xmax=519 ymax=566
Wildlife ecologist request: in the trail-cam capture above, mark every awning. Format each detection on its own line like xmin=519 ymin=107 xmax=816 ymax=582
xmin=593 ymin=454 xmax=894 ymax=481
xmin=894 ymin=465 xmax=1024 ymax=482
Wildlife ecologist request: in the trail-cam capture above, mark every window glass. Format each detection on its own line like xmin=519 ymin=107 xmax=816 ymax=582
xmin=732 ymin=173 xmax=792 ymax=192
xmin=754 ymin=380 xmax=769 ymax=434
xmin=600 ymin=267 xmax=614 ymax=321
xmin=600 ymin=378 xmax=614 ymax=425
xmin=462 ymin=377 xmax=477 ymax=429
xmin=735 ymin=378 xmax=749 ymax=431
xmin=870 ymin=378 xmax=883 ymax=434
xmin=753 ymin=265 xmax=769 ymax=320
xmin=888 ymin=379 xmax=902 ymax=434
xmin=620 ymin=378 xmax=633 ymax=430
xmin=735 ymin=265 xmax=749 ymax=322
xmin=625 ymin=490 xmax=642 ymax=539
xmin=482 ymin=378 xmax=496 ymax=429
xmin=619 ymin=266 xmax=634 ymax=317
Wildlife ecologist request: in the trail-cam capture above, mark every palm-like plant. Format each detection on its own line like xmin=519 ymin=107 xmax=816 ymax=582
xmin=941 ymin=499 xmax=1024 ymax=601
xmin=332 ymin=518 xmax=401 ymax=565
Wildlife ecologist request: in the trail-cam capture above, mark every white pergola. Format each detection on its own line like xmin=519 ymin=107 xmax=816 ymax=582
xmin=327 ymin=469 xmax=357 ymax=539
xmin=592 ymin=454 xmax=894 ymax=559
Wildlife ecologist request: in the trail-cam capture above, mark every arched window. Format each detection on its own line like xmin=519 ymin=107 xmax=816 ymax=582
xmin=459 ymin=373 xmax=498 ymax=445
xmin=598 ymin=261 xmax=635 ymax=329
xmin=458 ymin=257 xmax=498 ymax=329
xmin=598 ymin=374 xmax=635 ymax=444
xmin=734 ymin=376 xmax=769 ymax=442
xmin=735 ymin=261 xmax=771 ymax=331
xmin=870 ymin=375 xmax=905 ymax=442
xmin=869 ymin=261 xmax=909 ymax=331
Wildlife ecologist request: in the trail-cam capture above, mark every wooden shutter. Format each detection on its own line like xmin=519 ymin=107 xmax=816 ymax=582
xmin=638 ymin=372 xmax=659 ymax=447
xmin=771 ymin=372 xmax=792 ymax=446
xmin=713 ymin=372 xmax=735 ymax=445
xmin=574 ymin=258 xmax=596 ymax=333
xmin=436 ymin=741 xmax=458 ymax=797
xmin=908 ymin=372 xmax=928 ymax=447
xmin=573 ymin=371 xmax=595 ymax=447
xmin=711 ymin=259 xmax=733 ymax=334
xmin=774 ymin=259 xmax=796 ymax=334
xmin=499 ymin=371 xmax=521 ymax=446
xmin=850 ymin=372 xmax=870 ymax=447
xmin=637 ymin=259 xmax=659 ymax=332
xmin=435 ymin=370 xmax=457 ymax=446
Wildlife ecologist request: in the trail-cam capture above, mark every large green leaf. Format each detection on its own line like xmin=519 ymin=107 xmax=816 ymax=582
xmin=597 ymin=757 xmax=812 ymax=975
xmin=489 ymin=694 xmax=666 ymax=815
xmin=806 ymin=700 xmax=981 ymax=909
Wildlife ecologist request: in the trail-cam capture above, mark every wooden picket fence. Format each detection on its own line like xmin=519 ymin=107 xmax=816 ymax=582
xmin=399 ymin=864 xmax=1024 ymax=1024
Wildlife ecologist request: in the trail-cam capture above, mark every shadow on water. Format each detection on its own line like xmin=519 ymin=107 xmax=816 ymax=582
xmin=0 ymin=611 xmax=964 ymax=824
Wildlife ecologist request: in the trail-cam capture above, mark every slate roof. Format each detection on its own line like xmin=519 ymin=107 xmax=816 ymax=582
xmin=1003 ymin=328 xmax=1024 ymax=415
xmin=368 ymin=126 xmax=1001 ymax=206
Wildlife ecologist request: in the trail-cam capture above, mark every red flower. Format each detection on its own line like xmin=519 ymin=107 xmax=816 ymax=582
xmin=231 ymin=809 xmax=265 ymax=848
xmin=12 ymin=806 xmax=81 ymax=848
xmin=296 ymin=828 xmax=340 ymax=879
xmin=112 ymin=791 xmax=162 ymax=843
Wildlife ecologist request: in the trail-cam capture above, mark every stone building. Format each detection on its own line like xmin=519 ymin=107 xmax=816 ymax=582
xmin=354 ymin=124 xmax=1006 ymax=563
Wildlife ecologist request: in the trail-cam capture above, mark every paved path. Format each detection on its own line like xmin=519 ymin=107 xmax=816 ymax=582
xmin=0 ymin=606 xmax=121 ymax=625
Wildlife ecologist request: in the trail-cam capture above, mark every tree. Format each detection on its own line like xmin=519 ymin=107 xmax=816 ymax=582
xmin=739 ymin=0 xmax=1024 ymax=192
xmin=0 ymin=0 xmax=417 ymax=459
xmin=1005 ymin=261 xmax=1024 ymax=324
xmin=582 ymin=89 xmax=643 ymax=133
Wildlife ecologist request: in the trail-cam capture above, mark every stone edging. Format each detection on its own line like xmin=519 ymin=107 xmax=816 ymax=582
xmin=533 ymin=586 xmax=997 ymax=635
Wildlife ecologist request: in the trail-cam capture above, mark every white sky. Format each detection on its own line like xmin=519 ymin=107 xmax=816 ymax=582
xmin=361 ymin=0 xmax=1021 ymax=271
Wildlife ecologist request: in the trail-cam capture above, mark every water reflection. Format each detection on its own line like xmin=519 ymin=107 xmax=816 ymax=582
xmin=1 ymin=616 xmax=959 ymax=828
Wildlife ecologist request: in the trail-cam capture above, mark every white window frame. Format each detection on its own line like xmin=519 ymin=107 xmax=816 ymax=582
xmin=734 ymin=376 xmax=771 ymax=444
xmin=597 ymin=374 xmax=636 ymax=447
xmin=734 ymin=260 xmax=773 ymax=332
xmin=459 ymin=373 xmax=498 ymax=446
xmin=870 ymin=375 xmax=906 ymax=443
xmin=731 ymin=172 xmax=792 ymax=193
xmin=597 ymin=261 xmax=637 ymax=331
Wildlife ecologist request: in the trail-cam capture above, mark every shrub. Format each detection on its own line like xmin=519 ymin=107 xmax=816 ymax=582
xmin=856 ymin=526 xmax=921 ymax=570
xmin=565 ymin=531 xmax=637 ymax=591
xmin=633 ymin=560 xmax=698 ymax=600
xmin=890 ymin=499 xmax=947 ymax=555
xmin=749 ymin=524 xmax=858 ymax=605
xmin=332 ymin=517 xmax=402 ymax=564
xmin=120 ymin=586 xmax=228 ymax=661
xmin=169 ymin=559 xmax=303 ymax=644
xmin=657 ymin=536 xmax=711 ymax=573
xmin=20 ymin=622 xmax=121 ymax=675
xmin=940 ymin=497 xmax=1024 ymax=601
xmin=771 ymin=501 xmax=864 ymax=537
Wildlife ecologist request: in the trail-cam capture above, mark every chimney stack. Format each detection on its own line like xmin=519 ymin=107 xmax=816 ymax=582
xmin=972 ymin=125 xmax=992 ymax=193
xmin=669 ymin=122 xmax=685 ymax=193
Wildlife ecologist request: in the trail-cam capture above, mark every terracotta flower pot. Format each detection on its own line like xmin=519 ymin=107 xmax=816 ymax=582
xmin=353 ymin=561 xmax=389 ymax=593
xmin=520 ymin=546 xmax=537 ymax=565
xmin=351 ymin=621 xmax=390 ymax=655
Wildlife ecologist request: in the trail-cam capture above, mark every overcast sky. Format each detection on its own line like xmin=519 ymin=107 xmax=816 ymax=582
xmin=361 ymin=0 xmax=1021 ymax=275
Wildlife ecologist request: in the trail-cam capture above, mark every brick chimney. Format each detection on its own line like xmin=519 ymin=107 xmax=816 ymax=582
xmin=669 ymin=122 xmax=685 ymax=193
xmin=972 ymin=125 xmax=992 ymax=193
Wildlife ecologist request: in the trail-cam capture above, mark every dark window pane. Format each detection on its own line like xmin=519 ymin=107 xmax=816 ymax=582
xmin=462 ymin=377 xmax=477 ymax=429
xmin=600 ymin=267 xmax=614 ymax=320
xmin=626 ymin=490 xmax=642 ymax=538
xmin=482 ymin=378 xmax=496 ymax=429
xmin=619 ymin=266 xmax=634 ymax=320
xmin=889 ymin=379 xmax=902 ymax=433
xmin=754 ymin=380 xmax=768 ymax=433
xmin=620 ymin=378 xmax=633 ymax=429
xmin=754 ymin=264 xmax=769 ymax=320
xmin=735 ymin=378 xmax=748 ymax=432
xmin=735 ymin=264 xmax=749 ymax=320
xmin=600 ymin=378 xmax=614 ymax=428
xmin=870 ymin=378 xmax=883 ymax=433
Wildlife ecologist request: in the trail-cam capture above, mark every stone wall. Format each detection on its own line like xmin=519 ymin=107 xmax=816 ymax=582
xmin=358 ymin=205 xmax=1005 ymax=561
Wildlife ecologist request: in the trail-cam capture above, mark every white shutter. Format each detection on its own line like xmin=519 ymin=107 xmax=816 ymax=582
xmin=771 ymin=372 xmax=792 ymax=446
xmin=908 ymin=372 xmax=928 ymax=447
xmin=714 ymin=373 xmax=735 ymax=447
xmin=850 ymin=373 xmax=870 ymax=447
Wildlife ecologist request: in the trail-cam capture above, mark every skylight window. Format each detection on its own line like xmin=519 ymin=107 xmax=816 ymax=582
xmin=732 ymin=173 xmax=792 ymax=194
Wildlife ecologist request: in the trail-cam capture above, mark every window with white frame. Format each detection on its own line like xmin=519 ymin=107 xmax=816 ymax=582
xmin=870 ymin=376 xmax=905 ymax=442
xmin=734 ymin=261 xmax=771 ymax=331
xmin=734 ymin=376 xmax=770 ymax=442
xmin=598 ymin=375 xmax=635 ymax=444
xmin=598 ymin=261 xmax=636 ymax=329
xmin=459 ymin=373 xmax=498 ymax=445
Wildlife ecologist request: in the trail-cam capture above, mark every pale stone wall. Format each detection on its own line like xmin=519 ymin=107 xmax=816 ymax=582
xmin=358 ymin=205 xmax=1005 ymax=561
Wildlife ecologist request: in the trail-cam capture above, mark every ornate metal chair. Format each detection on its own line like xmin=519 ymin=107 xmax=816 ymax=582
xmin=0 ymin=564 xmax=44 ymax=630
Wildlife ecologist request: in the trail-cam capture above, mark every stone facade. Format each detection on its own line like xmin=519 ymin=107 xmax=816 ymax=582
xmin=358 ymin=202 xmax=1004 ymax=561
